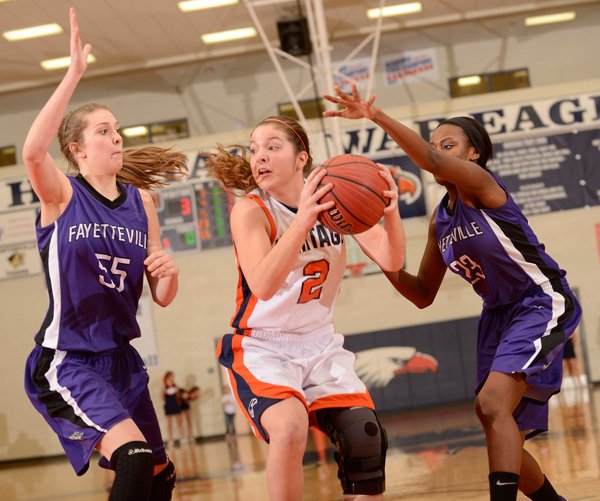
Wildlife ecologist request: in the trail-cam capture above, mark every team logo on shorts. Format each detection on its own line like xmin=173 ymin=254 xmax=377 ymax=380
xmin=248 ymin=398 xmax=258 ymax=418
xmin=68 ymin=431 xmax=84 ymax=441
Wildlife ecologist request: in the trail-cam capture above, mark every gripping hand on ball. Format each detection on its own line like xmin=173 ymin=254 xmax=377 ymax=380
xmin=296 ymin=166 xmax=334 ymax=233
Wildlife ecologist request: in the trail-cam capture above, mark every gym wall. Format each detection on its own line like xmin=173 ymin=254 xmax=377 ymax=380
xmin=0 ymin=18 xmax=598 ymax=463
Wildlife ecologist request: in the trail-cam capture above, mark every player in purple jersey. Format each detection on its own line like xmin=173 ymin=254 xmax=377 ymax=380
xmin=22 ymin=8 xmax=187 ymax=501
xmin=206 ymin=115 xmax=405 ymax=500
xmin=324 ymin=84 xmax=580 ymax=501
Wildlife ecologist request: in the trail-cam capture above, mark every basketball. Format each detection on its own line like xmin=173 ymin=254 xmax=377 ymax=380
xmin=317 ymin=153 xmax=389 ymax=235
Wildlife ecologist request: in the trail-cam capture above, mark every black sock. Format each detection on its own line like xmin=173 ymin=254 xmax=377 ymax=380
xmin=526 ymin=476 xmax=562 ymax=501
xmin=489 ymin=471 xmax=519 ymax=501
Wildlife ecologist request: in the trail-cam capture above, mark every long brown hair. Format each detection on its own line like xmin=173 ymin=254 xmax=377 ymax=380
xmin=205 ymin=115 xmax=312 ymax=194
xmin=58 ymin=103 xmax=188 ymax=189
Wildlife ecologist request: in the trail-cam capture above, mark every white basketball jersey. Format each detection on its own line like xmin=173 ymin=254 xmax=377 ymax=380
xmin=230 ymin=188 xmax=346 ymax=336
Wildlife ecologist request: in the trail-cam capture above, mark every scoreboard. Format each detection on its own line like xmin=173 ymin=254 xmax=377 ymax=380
xmin=156 ymin=179 xmax=235 ymax=252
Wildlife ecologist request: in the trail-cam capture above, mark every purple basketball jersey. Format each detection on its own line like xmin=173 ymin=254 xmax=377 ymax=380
xmin=435 ymin=177 xmax=566 ymax=309
xmin=34 ymin=175 xmax=148 ymax=352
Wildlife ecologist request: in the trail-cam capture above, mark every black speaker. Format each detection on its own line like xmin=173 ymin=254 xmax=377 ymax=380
xmin=277 ymin=18 xmax=311 ymax=56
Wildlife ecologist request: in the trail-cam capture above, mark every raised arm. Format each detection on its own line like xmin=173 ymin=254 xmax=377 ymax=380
xmin=383 ymin=212 xmax=447 ymax=308
xmin=21 ymin=7 xmax=92 ymax=224
xmin=323 ymin=83 xmax=498 ymax=199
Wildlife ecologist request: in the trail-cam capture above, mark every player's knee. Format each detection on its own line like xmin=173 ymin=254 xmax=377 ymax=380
xmin=150 ymin=459 xmax=176 ymax=501
xmin=264 ymin=410 xmax=308 ymax=454
xmin=475 ymin=392 xmax=506 ymax=426
xmin=109 ymin=441 xmax=154 ymax=501
xmin=317 ymin=407 xmax=387 ymax=495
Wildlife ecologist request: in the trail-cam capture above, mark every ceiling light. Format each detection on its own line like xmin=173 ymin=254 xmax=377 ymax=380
xmin=367 ymin=2 xmax=422 ymax=19
xmin=201 ymin=27 xmax=257 ymax=44
xmin=41 ymin=54 xmax=96 ymax=71
xmin=122 ymin=126 xmax=149 ymax=138
xmin=457 ymin=75 xmax=482 ymax=87
xmin=178 ymin=0 xmax=237 ymax=11
xmin=525 ymin=11 xmax=575 ymax=26
xmin=3 ymin=23 xmax=63 ymax=42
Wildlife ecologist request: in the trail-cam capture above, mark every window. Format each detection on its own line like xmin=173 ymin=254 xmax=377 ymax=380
xmin=121 ymin=119 xmax=189 ymax=147
xmin=449 ymin=68 xmax=530 ymax=98
xmin=278 ymin=99 xmax=325 ymax=121
xmin=0 ymin=145 xmax=17 ymax=167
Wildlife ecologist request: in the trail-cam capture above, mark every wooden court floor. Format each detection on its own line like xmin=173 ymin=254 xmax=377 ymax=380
xmin=1 ymin=382 xmax=599 ymax=500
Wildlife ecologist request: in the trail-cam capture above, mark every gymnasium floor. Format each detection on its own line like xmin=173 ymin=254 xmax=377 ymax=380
xmin=1 ymin=382 xmax=598 ymax=500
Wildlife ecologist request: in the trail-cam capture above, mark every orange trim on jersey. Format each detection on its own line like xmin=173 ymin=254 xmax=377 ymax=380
xmin=216 ymin=338 xmax=262 ymax=438
xmin=245 ymin=194 xmax=277 ymax=243
xmin=308 ymin=393 xmax=375 ymax=428
xmin=229 ymin=335 xmax=308 ymax=440
xmin=231 ymin=335 xmax=307 ymax=402
xmin=230 ymin=194 xmax=276 ymax=332
xmin=227 ymin=367 xmax=263 ymax=439
xmin=308 ymin=392 xmax=374 ymax=414
xmin=231 ymin=255 xmax=258 ymax=332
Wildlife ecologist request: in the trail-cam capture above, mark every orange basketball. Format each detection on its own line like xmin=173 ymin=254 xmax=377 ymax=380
xmin=317 ymin=153 xmax=389 ymax=235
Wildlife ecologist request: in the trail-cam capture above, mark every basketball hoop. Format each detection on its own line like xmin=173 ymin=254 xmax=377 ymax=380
xmin=346 ymin=262 xmax=366 ymax=277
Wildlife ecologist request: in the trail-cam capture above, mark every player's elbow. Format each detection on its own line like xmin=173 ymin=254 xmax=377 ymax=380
xmin=414 ymin=298 xmax=433 ymax=309
xmin=153 ymin=298 xmax=172 ymax=308
xmin=380 ymin=258 xmax=404 ymax=273
xmin=392 ymin=253 xmax=406 ymax=271
xmin=250 ymin=284 xmax=277 ymax=301
xmin=412 ymin=291 xmax=436 ymax=309
xmin=397 ymin=287 xmax=435 ymax=309
xmin=22 ymin=148 xmax=44 ymax=169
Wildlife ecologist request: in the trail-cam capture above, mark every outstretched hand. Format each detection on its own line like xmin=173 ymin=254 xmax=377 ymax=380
xmin=323 ymin=83 xmax=379 ymax=121
xmin=69 ymin=7 xmax=92 ymax=76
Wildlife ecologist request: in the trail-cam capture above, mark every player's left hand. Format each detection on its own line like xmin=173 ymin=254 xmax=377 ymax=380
xmin=144 ymin=250 xmax=179 ymax=278
xmin=323 ymin=83 xmax=378 ymax=121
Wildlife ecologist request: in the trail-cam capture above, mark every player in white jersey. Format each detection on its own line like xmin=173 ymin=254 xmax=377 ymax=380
xmin=207 ymin=115 xmax=405 ymax=500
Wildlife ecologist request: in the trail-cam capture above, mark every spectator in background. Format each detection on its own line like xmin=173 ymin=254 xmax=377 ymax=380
xmin=178 ymin=385 xmax=199 ymax=444
xmin=221 ymin=386 xmax=237 ymax=440
xmin=163 ymin=371 xmax=185 ymax=448
xmin=563 ymin=330 xmax=585 ymax=388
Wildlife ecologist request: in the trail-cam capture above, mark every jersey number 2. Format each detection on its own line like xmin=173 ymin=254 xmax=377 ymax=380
xmin=96 ymin=254 xmax=131 ymax=292
xmin=298 ymin=259 xmax=330 ymax=304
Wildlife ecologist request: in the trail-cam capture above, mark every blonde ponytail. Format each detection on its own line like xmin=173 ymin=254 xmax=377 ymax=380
xmin=204 ymin=144 xmax=257 ymax=195
xmin=119 ymin=146 xmax=188 ymax=190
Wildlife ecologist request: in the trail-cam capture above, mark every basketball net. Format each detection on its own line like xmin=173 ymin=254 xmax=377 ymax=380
xmin=345 ymin=262 xmax=367 ymax=277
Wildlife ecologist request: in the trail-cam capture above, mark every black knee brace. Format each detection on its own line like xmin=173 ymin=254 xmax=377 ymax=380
xmin=150 ymin=459 xmax=176 ymax=501
xmin=109 ymin=441 xmax=154 ymax=501
xmin=316 ymin=407 xmax=387 ymax=495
